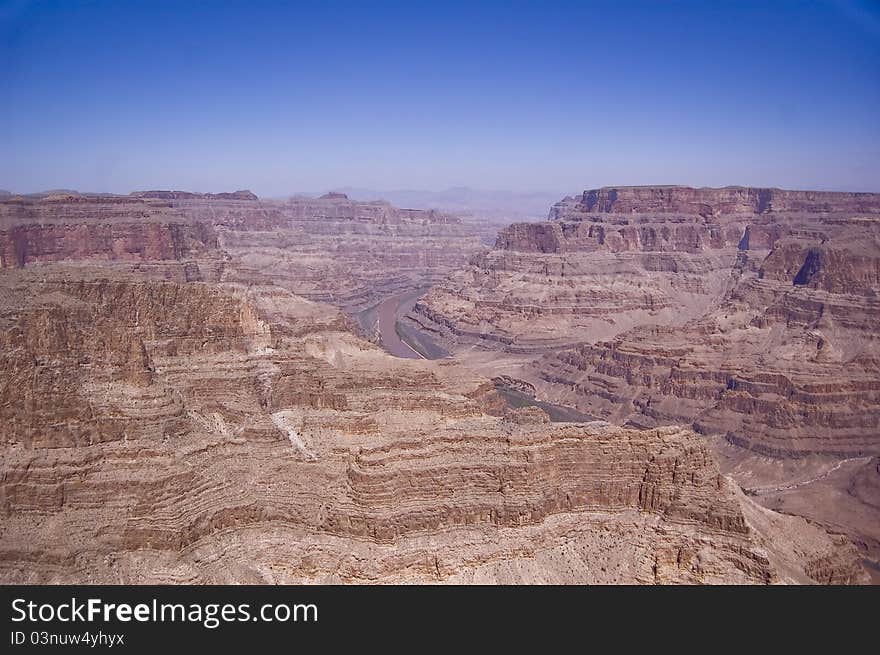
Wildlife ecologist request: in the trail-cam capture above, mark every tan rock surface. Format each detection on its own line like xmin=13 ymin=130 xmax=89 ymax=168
xmin=0 ymin=269 xmax=865 ymax=583
xmin=410 ymin=186 xmax=880 ymax=575
xmin=0 ymin=187 xmax=872 ymax=584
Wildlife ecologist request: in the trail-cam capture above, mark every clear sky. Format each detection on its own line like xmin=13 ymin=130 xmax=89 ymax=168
xmin=1 ymin=0 xmax=878 ymax=196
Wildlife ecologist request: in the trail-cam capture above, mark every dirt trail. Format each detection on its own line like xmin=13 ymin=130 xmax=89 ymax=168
xmin=746 ymin=457 xmax=871 ymax=494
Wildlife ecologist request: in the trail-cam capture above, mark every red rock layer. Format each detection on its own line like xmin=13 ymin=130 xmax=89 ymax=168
xmin=550 ymin=186 xmax=880 ymax=218
xmin=0 ymin=196 xmax=220 ymax=271
xmin=0 ymin=192 xmax=485 ymax=313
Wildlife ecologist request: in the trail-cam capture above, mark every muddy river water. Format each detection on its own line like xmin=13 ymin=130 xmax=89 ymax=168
xmin=363 ymin=288 xmax=596 ymax=423
xmin=357 ymin=287 xmax=449 ymax=359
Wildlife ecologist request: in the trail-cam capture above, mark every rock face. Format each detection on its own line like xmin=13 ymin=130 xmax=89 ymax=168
xmin=0 ymin=195 xmax=224 ymax=288
xmin=550 ymin=186 xmax=880 ymax=218
xmin=0 ymin=268 xmax=865 ymax=583
xmin=0 ymin=191 xmax=484 ymax=314
xmin=171 ymin=193 xmax=482 ymax=313
xmin=410 ymin=186 xmax=880 ymax=571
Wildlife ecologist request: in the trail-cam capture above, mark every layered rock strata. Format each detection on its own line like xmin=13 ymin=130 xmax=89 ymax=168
xmin=549 ymin=186 xmax=880 ymax=218
xmin=410 ymin=186 xmax=880 ymax=572
xmin=412 ymin=186 xmax=880 ymax=453
xmin=412 ymin=187 xmax=879 ymax=351
xmin=180 ymin=193 xmax=484 ymax=312
xmin=0 ymin=191 xmax=485 ymax=314
xmin=0 ymin=195 xmax=222 ymax=280
xmin=0 ymin=270 xmax=865 ymax=583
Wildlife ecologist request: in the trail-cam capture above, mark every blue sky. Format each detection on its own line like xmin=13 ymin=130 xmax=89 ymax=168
xmin=1 ymin=0 xmax=878 ymax=195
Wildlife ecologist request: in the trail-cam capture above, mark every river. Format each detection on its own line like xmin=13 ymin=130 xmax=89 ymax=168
xmin=359 ymin=287 xmax=449 ymax=360
xmin=365 ymin=288 xmax=597 ymax=423
xmin=376 ymin=291 xmax=427 ymax=358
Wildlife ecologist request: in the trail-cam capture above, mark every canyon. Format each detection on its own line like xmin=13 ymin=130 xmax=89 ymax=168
xmin=0 ymin=186 xmax=876 ymax=584
xmin=0 ymin=191 xmax=482 ymax=313
xmin=409 ymin=186 xmax=880 ymax=579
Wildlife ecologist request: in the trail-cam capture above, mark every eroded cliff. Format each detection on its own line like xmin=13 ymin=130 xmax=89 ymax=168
xmin=409 ymin=186 xmax=880 ymax=573
xmin=0 ymin=191 xmax=485 ymax=314
xmin=0 ymin=270 xmax=864 ymax=583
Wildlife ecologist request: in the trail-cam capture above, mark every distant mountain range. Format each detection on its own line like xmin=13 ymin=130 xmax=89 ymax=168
xmin=295 ymin=187 xmax=566 ymax=221
xmin=0 ymin=189 xmax=119 ymax=199
xmin=2 ymin=186 xmax=567 ymax=222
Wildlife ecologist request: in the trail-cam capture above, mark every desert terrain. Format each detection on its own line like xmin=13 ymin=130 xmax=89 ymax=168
xmin=408 ymin=185 xmax=880 ymax=581
xmin=0 ymin=186 xmax=876 ymax=584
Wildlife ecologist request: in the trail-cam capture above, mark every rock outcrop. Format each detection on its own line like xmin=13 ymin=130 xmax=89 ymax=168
xmin=0 ymin=195 xmax=222 ymax=280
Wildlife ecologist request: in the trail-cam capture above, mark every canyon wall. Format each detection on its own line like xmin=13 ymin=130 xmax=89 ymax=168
xmin=0 ymin=191 xmax=485 ymax=314
xmin=410 ymin=186 xmax=880 ymax=570
xmin=0 ymin=269 xmax=864 ymax=583
xmin=413 ymin=186 xmax=880 ymax=453
xmin=201 ymin=193 xmax=484 ymax=312
xmin=413 ymin=187 xmax=880 ymax=351
xmin=0 ymin=195 xmax=221 ymax=278
xmin=550 ymin=186 xmax=880 ymax=219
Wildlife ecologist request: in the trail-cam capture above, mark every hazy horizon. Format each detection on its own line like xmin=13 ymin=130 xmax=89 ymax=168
xmin=2 ymin=0 xmax=878 ymax=195
xmin=9 ymin=181 xmax=880 ymax=199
